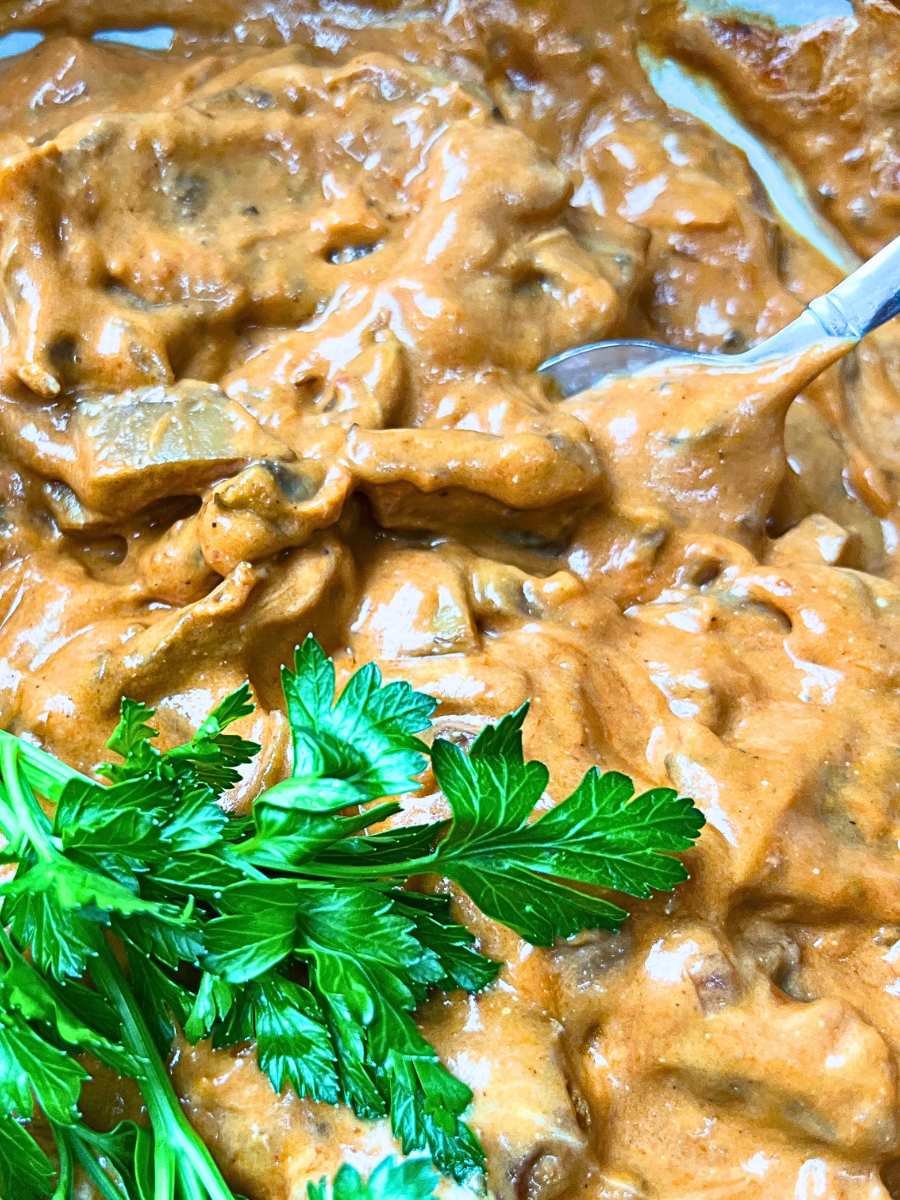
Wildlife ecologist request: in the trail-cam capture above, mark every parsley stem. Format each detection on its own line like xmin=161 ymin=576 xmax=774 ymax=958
xmin=49 ymin=1122 xmax=74 ymax=1200
xmin=0 ymin=728 xmax=88 ymax=801
xmin=299 ymin=854 xmax=441 ymax=880
xmin=85 ymin=931 xmax=237 ymax=1200
xmin=53 ymin=1124 xmax=124 ymax=1200
xmin=0 ymin=738 xmax=56 ymax=862
xmin=0 ymin=922 xmax=19 ymax=963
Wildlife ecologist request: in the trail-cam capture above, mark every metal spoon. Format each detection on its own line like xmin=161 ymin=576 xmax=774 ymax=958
xmin=538 ymin=234 xmax=900 ymax=398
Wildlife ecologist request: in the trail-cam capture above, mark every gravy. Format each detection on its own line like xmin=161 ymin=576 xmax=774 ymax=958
xmin=0 ymin=2 xmax=897 ymax=1197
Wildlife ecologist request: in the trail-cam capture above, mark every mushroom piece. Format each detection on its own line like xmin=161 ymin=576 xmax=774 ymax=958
xmin=63 ymin=380 xmax=291 ymax=515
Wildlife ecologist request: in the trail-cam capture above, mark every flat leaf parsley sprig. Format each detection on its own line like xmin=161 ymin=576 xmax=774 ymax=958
xmin=0 ymin=637 xmax=704 ymax=1198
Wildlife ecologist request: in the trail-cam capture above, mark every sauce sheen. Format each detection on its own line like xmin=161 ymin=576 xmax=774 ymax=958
xmin=0 ymin=2 xmax=897 ymax=1197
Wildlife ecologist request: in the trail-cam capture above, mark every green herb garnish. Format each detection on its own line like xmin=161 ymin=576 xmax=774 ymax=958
xmin=0 ymin=637 xmax=704 ymax=1198
xmin=307 ymin=1156 xmax=439 ymax=1200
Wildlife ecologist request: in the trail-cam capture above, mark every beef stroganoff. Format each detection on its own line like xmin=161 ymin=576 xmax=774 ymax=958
xmin=0 ymin=2 xmax=897 ymax=1198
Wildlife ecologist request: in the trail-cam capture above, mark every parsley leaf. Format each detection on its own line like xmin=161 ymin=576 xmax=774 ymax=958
xmin=102 ymin=698 xmax=159 ymax=777
xmin=238 ymin=789 xmax=401 ymax=870
xmin=0 ymin=1115 xmax=56 ymax=1200
xmin=0 ymin=932 xmax=135 ymax=1077
xmin=100 ymin=687 xmax=258 ymax=792
xmin=0 ymin=636 xmax=703 ymax=1197
xmin=426 ymin=707 xmax=705 ymax=943
xmin=3 ymin=887 xmax=98 ymax=981
xmin=307 ymin=1156 xmax=439 ymax=1200
xmin=281 ymin=636 xmax=436 ymax=798
xmin=214 ymin=974 xmax=340 ymax=1105
xmin=390 ymin=893 xmax=500 ymax=994
xmin=0 ymin=926 xmax=140 ymax=1198
xmin=204 ymin=879 xmax=301 ymax=981
xmin=2 ymin=856 xmax=172 ymax=919
xmin=163 ymin=683 xmax=258 ymax=791
xmin=53 ymin=1121 xmax=153 ymax=1200
xmin=298 ymin=887 xmax=482 ymax=1181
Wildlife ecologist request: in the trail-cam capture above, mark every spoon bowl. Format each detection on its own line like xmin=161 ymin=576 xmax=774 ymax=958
xmin=539 ymin=234 xmax=900 ymax=398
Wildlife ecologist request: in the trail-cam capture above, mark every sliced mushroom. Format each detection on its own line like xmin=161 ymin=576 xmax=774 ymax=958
xmin=63 ymin=381 xmax=291 ymax=514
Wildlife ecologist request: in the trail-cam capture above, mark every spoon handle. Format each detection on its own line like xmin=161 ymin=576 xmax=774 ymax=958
xmin=807 ymin=233 xmax=900 ymax=340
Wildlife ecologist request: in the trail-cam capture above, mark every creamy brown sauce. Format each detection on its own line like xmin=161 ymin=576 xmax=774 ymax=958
xmin=0 ymin=2 xmax=898 ymax=1197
